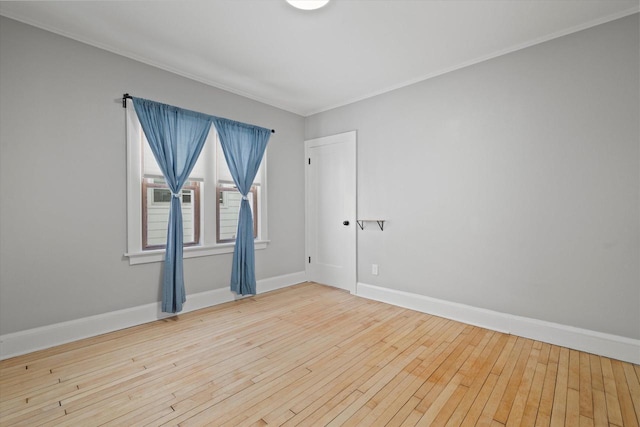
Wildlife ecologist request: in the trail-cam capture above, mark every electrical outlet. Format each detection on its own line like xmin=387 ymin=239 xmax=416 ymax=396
xmin=372 ymin=264 xmax=379 ymax=275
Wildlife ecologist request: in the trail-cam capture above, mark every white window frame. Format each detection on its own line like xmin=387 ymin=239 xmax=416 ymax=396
xmin=124 ymin=99 xmax=269 ymax=265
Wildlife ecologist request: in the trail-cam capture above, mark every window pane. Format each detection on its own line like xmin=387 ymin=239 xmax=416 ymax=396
xmin=153 ymin=188 xmax=172 ymax=203
xmin=143 ymin=136 xmax=209 ymax=180
xmin=216 ymin=183 xmax=257 ymax=243
xmin=143 ymin=178 xmax=199 ymax=249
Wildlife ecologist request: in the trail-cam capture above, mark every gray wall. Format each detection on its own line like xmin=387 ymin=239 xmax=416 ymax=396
xmin=0 ymin=17 xmax=306 ymax=335
xmin=306 ymin=14 xmax=640 ymax=339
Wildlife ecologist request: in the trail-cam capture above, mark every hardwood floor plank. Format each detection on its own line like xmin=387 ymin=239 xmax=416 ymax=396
xmin=566 ymin=387 xmax=580 ymax=426
xmin=446 ymin=333 xmax=509 ymax=427
xmin=591 ymin=389 xmax=608 ymax=427
xmin=534 ymin=345 xmax=560 ymax=427
xmin=568 ymin=349 xmax=581 ymax=392
xmin=519 ymin=361 xmax=547 ymax=426
xmin=579 ymin=414 xmax=595 ymax=427
xmin=504 ymin=346 xmax=540 ymax=426
xmin=0 ymin=401 xmax=66 ymax=426
xmin=579 ymin=351 xmax=594 ymax=420
xmin=411 ymin=326 xmax=481 ymax=412
xmin=459 ymin=373 xmax=500 ymax=427
xmin=0 ymin=283 xmax=638 ymax=427
xmin=550 ymin=347 xmax=570 ymax=426
xmin=414 ymin=375 xmax=464 ymax=426
xmin=601 ymin=357 xmax=625 ymax=427
xmin=622 ymin=362 xmax=640 ymax=421
xmin=611 ymin=359 xmax=639 ymax=427
xmin=493 ymin=337 xmax=534 ymax=423
xmin=386 ymin=395 xmax=422 ymax=426
xmin=430 ymin=383 xmax=469 ymax=426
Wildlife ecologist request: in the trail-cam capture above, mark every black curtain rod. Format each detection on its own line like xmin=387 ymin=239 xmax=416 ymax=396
xmin=122 ymin=93 xmax=275 ymax=134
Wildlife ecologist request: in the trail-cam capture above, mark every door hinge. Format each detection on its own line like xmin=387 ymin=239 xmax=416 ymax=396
xmin=308 ymin=158 xmax=311 ymax=165
xmin=308 ymin=256 xmax=311 ymax=263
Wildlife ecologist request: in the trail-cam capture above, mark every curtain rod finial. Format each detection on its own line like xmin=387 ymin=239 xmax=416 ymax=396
xmin=122 ymin=93 xmax=131 ymax=108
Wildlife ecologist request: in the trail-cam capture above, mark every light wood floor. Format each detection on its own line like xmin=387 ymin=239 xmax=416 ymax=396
xmin=1 ymin=283 xmax=638 ymax=426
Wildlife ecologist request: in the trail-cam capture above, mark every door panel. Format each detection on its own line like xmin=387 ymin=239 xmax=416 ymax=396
xmin=305 ymin=131 xmax=356 ymax=292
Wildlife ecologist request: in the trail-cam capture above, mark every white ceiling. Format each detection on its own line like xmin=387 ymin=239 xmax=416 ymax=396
xmin=1 ymin=0 xmax=637 ymax=116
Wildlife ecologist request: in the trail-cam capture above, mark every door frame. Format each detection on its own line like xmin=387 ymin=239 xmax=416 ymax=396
xmin=304 ymin=131 xmax=357 ymax=293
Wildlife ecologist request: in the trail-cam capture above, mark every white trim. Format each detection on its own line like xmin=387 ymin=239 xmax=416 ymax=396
xmin=125 ymin=240 xmax=270 ymax=265
xmin=125 ymin=99 xmax=143 ymax=255
xmin=0 ymin=272 xmax=306 ymax=360
xmin=356 ymin=282 xmax=640 ymax=365
xmin=253 ymin=271 xmax=306 ymax=294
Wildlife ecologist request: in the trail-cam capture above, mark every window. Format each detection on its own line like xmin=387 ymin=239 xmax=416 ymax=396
xmin=125 ymin=100 xmax=268 ymax=265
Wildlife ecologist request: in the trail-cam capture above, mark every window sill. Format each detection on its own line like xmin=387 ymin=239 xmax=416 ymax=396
xmin=125 ymin=240 xmax=270 ymax=265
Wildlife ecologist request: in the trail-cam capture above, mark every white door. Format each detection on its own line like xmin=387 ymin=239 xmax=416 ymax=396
xmin=305 ymin=131 xmax=356 ymax=293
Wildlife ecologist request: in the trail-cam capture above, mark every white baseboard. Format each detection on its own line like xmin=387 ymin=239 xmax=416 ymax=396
xmin=356 ymin=282 xmax=640 ymax=365
xmin=0 ymin=271 xmax=306 ymax=360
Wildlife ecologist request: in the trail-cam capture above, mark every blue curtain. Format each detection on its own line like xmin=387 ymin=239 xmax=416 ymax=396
xmin=213 ymin=118 xmax=271 ymax=295
xmin=132 ymin=97 xmax=212 ymax=313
